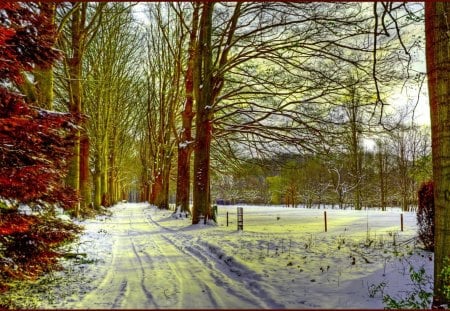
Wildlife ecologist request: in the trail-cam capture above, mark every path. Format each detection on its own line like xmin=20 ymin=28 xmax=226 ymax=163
xmin=69 ymin=203 xmax=281 ymax=309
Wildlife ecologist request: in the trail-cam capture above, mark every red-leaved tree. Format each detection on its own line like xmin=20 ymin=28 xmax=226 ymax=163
xmin=0 ymin=2 xmax=81 ymax=294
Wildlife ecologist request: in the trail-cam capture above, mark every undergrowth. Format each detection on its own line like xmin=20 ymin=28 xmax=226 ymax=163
xmin=0 ymin=211 xmax=82 ymax=297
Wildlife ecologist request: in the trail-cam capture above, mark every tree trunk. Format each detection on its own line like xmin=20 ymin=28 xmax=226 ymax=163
xmin=160 ymin=162 xmax=171 ymax=210
xmin=150 ymin=170 xmax=163 ymax=205
xmin=193 ymin=110 xmax=212 ymax=223
xmin=150 ymin=161 xmax=171 ymax=210
xmin=93 ymin=155 xmax=101 ymax=209
xmin=34 ymin=69 xmax=54 ymax=110
xmin=176 ymin=146 xmax=192 ymax=212
xmin=63 ymin=3 xmax=107 ymax=216
xmin=176 ymin=4 xmax=199 ymax=215
xmin=350 ymin=100 xmax=362 ymax=211
xmin=80 ymin=131 xmax=91 ymax=210
xmin=192 ymin=3 xmax=214 ymax=224
xmin=101 ymin=148 xmax=109 ymax=207
xmin=109 ymin=137 xmax=116 ymax=205
xmin=425 ymin=2 xmax=450 ymax=307
xmin=66 ymin=3 xmax=87 ymax=217
xmin=24 ymin=3 xmax=56 ymax=110
xmin=377 ymin=142 xmax=387 ymax=212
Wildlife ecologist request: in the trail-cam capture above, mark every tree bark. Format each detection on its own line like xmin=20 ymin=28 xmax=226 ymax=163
xmin=176 ymin=3 xmax=199 ymax=215
xmin=34 ymin=68 xmax=54 ymax=110
xmin=192 ymin=2 xmax=214 ymax=224
xmin=66 ymin=3 xmax=86 ymax=217
xmin=80 ymin=131 xmax=91 ymax=209
xmin=425 ymin=2 xmax=450 ymax=307
xmin=34 ymin=1 xmax=56 ymax=110
xmin=160 ymin=162 xmax=171 ymax=210
xmin=101 ymin=141 xmax=109 ymax=206
xmin=377 ymin=140 xmax=387 ymax=212
xmin=93 ymin=155 xmax=101 ymax=209
xmin=109 ymin=150 xmax=116 ymax=205
xmin=18 ymin=3 xmax=56 ymax=110
xmin=349 ymin=91 xmax=362 ymax=211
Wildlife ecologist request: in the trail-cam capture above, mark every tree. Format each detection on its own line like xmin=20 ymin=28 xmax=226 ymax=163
xmin=0 ymin=100 xmax=78 ymax=209
xmin=16 ymin=3 xmax=57 ymax=110
xmin=388 ymin=123 xmax=431 ymax=211
xmin=192 ymin=1 xmax=421 ymax=220
xmin=83 ymin=3 xmax=142 ymax=209
xmin=279 ymin=160 xmax=301 ymax=207
xmin=138 ymin=3 xmax=186 ymax=210
xmin=212 ymin=158 xmax=272 ymax=205
xmin=417 ymin=181 xmax=435 ymax=251
xmin=175 ymin=2 xmax=199 ymax=215
xmin=424 ymin=2 xmax=450 ymax=306
xmin=191 ymin=2 xmax=361 ymax=223
xmin=341 ymin=80 xmax=370 ymax=210
xmin=0 ymin=2 xmax=80 ymax=290
xmin=376 ymin=138 xmax=389 ymax=211
xmin=56 ymin=2 xmax=106 ymax=216
xmin=192 ymin=2 xmax=216 ymax=223
xmin=0 ymin=2 xmax=77 ymax=209
xmin=327 ymin=158 xmax=355 ymax=209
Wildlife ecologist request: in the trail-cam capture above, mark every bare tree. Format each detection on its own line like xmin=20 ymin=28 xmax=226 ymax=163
xmin=83 ymin=3 xmax=142 ymax=208
xmin=140 ymin=3 xmax=185 ymax=210
xmin=56 ymin=2 xmax=106 ymax=216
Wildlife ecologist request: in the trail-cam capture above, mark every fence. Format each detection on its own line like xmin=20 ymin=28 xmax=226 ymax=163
xmin=218 ymin=206 xmax=411 ymax=238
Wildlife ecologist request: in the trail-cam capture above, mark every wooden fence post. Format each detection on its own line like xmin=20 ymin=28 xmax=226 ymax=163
xmin=400 ymin=213 xmax=404 ymax=232
xmin=237 ymin=207 xmax=243 ymax=231
xmin=324 ymin=211 xmax=327 ymax=232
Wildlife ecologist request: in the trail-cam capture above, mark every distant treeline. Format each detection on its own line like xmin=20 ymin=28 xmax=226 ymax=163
xmin=211 ymin=145 xmax=431 ymax=211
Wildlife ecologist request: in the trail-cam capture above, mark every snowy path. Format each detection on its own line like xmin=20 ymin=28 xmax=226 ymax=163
xmin=68 ymin=203 xmax=281 ymax=309
xmin=30 ymin=202 xmax=433 ymax=309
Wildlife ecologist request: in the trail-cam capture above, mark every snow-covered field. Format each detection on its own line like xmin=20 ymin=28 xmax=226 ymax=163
xmin=2 ymin=202 xmax=433 ymax=309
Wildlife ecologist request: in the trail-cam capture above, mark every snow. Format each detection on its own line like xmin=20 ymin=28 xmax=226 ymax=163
xmin=3 ymin=203 xmax=433 ymax=309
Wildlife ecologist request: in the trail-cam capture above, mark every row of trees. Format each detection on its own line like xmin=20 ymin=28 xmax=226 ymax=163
xmin=213 ymin=123 xmax=431 ymax=211
xmin=130 ymin=2 xmax=425 ymax=223
xmin=25 ymin=2 xmax=422 ymax=223
xmin=5 ymin=2 xmax=450 ymax=306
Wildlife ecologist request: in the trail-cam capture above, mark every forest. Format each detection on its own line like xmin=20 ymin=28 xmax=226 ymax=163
xmin=14 ymin=2 xmax=428 ymax=218
xmin=3 ymin=1 xmax=450 ymax=308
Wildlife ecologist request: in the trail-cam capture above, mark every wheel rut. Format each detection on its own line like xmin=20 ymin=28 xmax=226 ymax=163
xmin=145 ymin=210 xmax=284 ymax=308
xmin=66 ymin=203 xmax=278 ymax=309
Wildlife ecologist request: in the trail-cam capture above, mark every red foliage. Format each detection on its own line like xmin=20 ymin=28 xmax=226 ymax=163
xmin=0 ymin=213 xmax=37 ymax=235
xmin=0 ymin=2 xmax=60 ymax=84
xmin=0 ymin=213 xmax=82 ymax=284
xmin=0 ymin=3 xmax=82 ymax=292
xmin=0 ymin=3 xmax=78 ymax=209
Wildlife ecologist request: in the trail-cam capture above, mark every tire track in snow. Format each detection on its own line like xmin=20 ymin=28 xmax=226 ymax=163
xmin=139 ymin=234 xmax=222 ymax=309
xmin=141 ymin=208 xmax=241 ymax=308
xmin=161 ymin=235 xmax=278 ymax=308
xmin=129 ymin=238 xmax=159 ymax=307
xmin=182 ymin=238 xmax=285 ymax=309
xmin=70 ymin=204 xmax=158 ymax=309
xmin=112 ymin=204 xmax=218 ymax=309
xmin=111 ymin=280 xmax=127 ymax=308
xmin=145 ymin=209 xmax=285 ymax=309
xmin=68 ymin=203 xmax=281 ymax=309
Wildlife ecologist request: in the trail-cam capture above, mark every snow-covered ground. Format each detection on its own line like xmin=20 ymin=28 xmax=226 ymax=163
xmin=2 ymin=202 xmax=433 ymax=309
